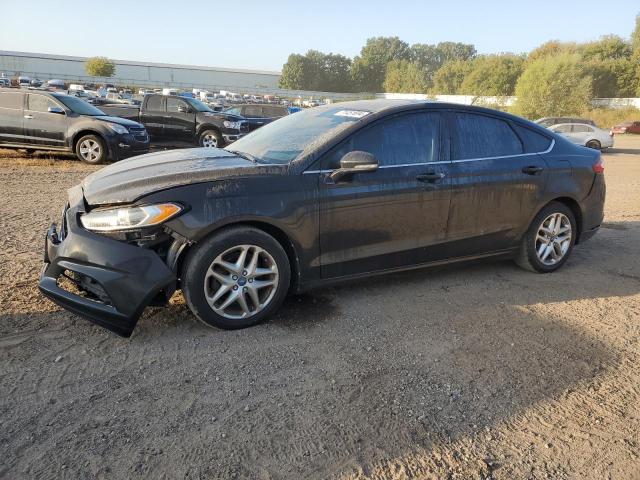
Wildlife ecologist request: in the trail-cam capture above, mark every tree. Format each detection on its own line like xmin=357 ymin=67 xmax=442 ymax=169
xmin=435 ymin=41 xmax=476 ymax=64
xmin=582 ymin=35 xmax=632 ymax=61
xmin=279 ymin=54 xmax=308 ymax=90
xmin=514 ymin=53 xmax=592 ymax=119
xmin=459 ymin=54 xmax=524 ymax=96
xmin=430 ymin=60 xmax=474 ymax=94
xmin=632 ymin=14 xmax=640 ymax=58
xmin=383 ymin=60 xmax=428 ymax=93
xmin=350 ymin=37 xmax=411 ymax=92
xmin=526 ymin=40 xmax=578 ymax=63
xmin=279 ymin=51 xmax=353 ymax=92
xmin=84 ymin=57 xmax=115 ymax=77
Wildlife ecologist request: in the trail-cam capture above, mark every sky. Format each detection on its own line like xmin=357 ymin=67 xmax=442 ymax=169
xmin=1 ymin=0 xmax=638 ymax=72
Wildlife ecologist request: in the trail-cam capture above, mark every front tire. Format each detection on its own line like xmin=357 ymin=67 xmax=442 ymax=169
xmin=182 ymin=226 xmax=291 ymax=329
xmin=515 ymin=202 xmax=576 ymax=273
xmin=75 ymin=134 xmax=106 ymax=164
xmin=199 ymin=129 xmax=223 ymax=148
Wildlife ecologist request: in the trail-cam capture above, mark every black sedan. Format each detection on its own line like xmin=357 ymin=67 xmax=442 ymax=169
xmin=39 ymin=100 xmax=605 ymax=337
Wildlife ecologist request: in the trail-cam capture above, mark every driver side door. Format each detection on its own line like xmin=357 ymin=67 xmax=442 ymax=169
xmin=317 ymin=111 xmax=451 ymax=278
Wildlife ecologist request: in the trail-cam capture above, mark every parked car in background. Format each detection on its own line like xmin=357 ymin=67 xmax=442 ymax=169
xmin=30 ymin=78 xmax=43 ymax=87
xmin=548 ymin=123 xmax=613 ymax=150
xmin=535 ymin=117 xmax=595 ymax=128
xmin=610 ymin=121 xmax=640 ymax=134
xmin=99 ymin=94 xmax=248 ymax=148
xmin=162 ymin=88 xmax=179 ymax=96
xmin=46 ymin=79 xmax=66 ymax=90
xmin=0 ymin=88 xmax=148 ymax=163
xmin=0 ymin=78 xmax=10 ymax=87
xmin=37 ymin=100 xmax=605 ymax=337
xmin=67 ymin=89 xmax=99 ymax=105
xmin=223 ymin=103 xmax=288 ymax=132
xmin=105 ymin=92 xmax=140 ymax=105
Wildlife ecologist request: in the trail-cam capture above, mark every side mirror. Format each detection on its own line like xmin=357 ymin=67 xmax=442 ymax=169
xmin=329 ymin=151 xmax=378 ymax=182
xmin=48 ymin=106 xmax=65 ymax=115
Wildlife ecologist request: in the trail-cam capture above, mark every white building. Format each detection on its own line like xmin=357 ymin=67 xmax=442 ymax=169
xmin=0 ymin=50 xmax=281 ymax=92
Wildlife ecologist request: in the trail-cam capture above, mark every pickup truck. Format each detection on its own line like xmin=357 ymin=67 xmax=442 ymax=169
xmin=100 ymin=94 xmax=248 ymax=148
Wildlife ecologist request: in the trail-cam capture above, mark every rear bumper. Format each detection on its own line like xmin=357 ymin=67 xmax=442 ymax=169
xmin=579 ymin=174 xmax=606 ymax=244
xmin=38 ymin=186 xmax=176 ymax=337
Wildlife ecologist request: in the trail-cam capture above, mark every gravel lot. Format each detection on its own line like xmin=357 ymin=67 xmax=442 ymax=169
xmin=1 ymin=137 xmax=639 ymax=480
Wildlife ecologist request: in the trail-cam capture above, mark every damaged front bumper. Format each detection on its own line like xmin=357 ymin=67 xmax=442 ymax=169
xmin=38 ymin=186 xmax=176 ymax=337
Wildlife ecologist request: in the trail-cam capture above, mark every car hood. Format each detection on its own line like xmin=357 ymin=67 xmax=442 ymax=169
xmin=93 ymin=115 xmax=143 ymax=128
xmin=81 ymin=148 xmax=285 ymax=205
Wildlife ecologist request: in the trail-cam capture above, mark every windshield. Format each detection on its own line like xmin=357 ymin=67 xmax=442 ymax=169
xmin=184 ymin=97 xmax=213 ymax=112
xmin=54 ymin=94 xmax=106 ymax=116
xmin=226 ymin=105 xmax=371 ymax=164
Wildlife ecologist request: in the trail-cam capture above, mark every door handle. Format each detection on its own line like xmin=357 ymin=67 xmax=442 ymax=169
xmin=24 ymin=114 xmax=34 ymax=119
xmin=522 ymin=166 xmax=544 ymax=175
xmin=416 ymin=172 xmax=445 ymax=182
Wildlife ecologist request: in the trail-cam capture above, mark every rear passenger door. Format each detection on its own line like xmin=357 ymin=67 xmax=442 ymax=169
xmin=445 ymin=111 xmax=549 ymax=253
xmin=0 ymin=90 xmax=25 ymax=144
xmin=141 ymin=95 xmax=165 ymax=139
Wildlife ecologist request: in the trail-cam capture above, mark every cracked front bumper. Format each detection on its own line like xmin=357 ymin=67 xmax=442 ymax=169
xmin=38 ymin=186 xmax=176 ymax=337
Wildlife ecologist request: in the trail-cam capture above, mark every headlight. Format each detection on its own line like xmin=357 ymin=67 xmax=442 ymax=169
xmin=106 ymin=122 xmax=129 ymax=135
xmin=223 ymin=120 xmax=241 ymax=129
xmin=80 ymin=203 xmax=182 ymax=232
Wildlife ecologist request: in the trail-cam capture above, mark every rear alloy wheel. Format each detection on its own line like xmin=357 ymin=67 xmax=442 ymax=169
xmin=515 ymin=202 xmax=576 ymax=273
xmin=75 ymin=134 xmax=106 ymax=164
xmin=182 ymin=226 xmax=290 ymax=329
xmin=586 ymin=139 xmax=601 ymax=150
xmin=199 ymin=129 xmax=223 ymax=148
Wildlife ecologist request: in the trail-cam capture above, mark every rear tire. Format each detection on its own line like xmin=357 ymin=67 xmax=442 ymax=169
xmin=199 ymin=129 xmax=223 ymax=148
xmin=586 ymin=139 xmax=601 ymax=150
xmin=75 ymin=134 xmax=106 ymax=164
xmin=515 ymin=202 xmax=576 ymax=273
xmin=182 ymin=226 xmax=290 ymax=330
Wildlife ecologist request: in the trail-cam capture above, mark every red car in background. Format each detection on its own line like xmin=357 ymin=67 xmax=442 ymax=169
xmin=611 ymin=121 xmax=640 ymax=134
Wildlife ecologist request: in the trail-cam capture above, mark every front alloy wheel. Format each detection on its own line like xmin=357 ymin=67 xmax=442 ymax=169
xmin=75 ymin=134 xmax=106 ymax=164
xmin=182 ymin=226 xmax=290 ymax=329
xmin=204 ymin=245 xmax=279 ymax=319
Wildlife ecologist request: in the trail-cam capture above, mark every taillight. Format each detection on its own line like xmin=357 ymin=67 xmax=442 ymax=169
xmin=592 ymin=156 xmax=604 ymax=174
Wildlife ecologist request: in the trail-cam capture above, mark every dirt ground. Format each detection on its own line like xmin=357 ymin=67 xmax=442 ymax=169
xmin=1 ymin=136 xmax=639 ymax=480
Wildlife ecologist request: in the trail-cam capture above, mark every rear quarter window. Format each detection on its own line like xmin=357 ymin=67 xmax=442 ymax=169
xmin=512 ymin=124 xmax=552 ymax=153
xmin=451 ymin=112 xmax=523 ymax=160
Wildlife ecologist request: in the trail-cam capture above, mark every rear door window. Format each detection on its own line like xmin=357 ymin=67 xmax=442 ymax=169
xmin=0 ymin=91 xmax=24 ymax=109
xmin=146 ymin=96 xmax=163 ymax=111
xmin=572 ymin=125 xmax=591 ymax=133
xmin=450 ymin=112 xmax=523 ymax=160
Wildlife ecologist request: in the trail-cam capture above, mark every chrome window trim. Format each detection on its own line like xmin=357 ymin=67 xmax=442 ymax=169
xmin=302 ymin=139 xmax=555 ymax=175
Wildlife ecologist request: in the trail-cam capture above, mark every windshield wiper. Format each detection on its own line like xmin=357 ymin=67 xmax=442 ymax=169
xmin=227 ymin=150 xmax=259 ymax=164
